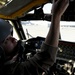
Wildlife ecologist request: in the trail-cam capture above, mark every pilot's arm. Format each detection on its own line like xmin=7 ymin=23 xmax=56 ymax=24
xmin=30 ymin=0 xmax=69 ymax=69
xmin=22 ymin=0 xmax=69 ymax=74
xmin=45 ymin=0 xmax=69 ymax=47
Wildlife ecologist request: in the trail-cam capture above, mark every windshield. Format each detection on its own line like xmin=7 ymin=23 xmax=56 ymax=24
xmin=21 ymin=21 xmax=50 ymax=39
xmin=12 ymin=3 xmax=75 ymax=42
xmin=21 ymin=21 xmax=75 ymax=42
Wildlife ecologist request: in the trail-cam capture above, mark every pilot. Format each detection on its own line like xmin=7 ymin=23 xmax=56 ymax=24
xmin=0 ymin=0 xmax=69 ymax=75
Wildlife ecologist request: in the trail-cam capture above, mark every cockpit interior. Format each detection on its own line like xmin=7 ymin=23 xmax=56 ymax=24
xmin=0 ymin=0 xmax=75 ymax=75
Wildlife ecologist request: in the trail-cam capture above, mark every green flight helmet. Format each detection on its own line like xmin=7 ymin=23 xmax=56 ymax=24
xmin=0 ymin=19 xmax=13 ymax=43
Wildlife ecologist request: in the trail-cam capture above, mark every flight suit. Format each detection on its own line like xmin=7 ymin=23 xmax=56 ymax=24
xmin=1 ymin=40 xmax=58 ymax=75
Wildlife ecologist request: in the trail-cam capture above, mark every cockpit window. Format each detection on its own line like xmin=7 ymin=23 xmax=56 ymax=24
xmin=21 ymin=20 xmax=75 ymax=42
xmin=21 ymin=21 xmax=50 ymax=40
xmin=10 ymin=2 xmax=75 ymax=43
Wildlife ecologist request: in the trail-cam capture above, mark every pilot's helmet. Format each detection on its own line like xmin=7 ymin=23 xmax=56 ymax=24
xmin=0 ymin=19 xmax=13 ymax=43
